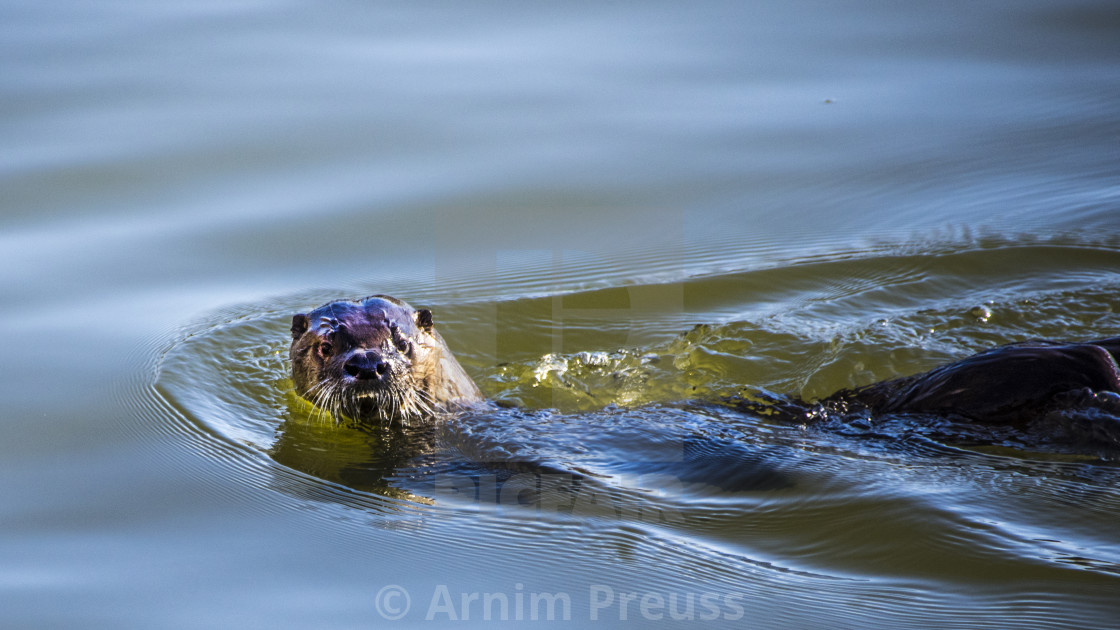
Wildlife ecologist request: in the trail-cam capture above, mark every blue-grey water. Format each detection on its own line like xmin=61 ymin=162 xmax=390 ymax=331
xmin=2 ymin=1 xmax=1119 ymax=628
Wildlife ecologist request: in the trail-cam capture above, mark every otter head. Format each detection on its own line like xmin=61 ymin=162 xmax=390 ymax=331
xmin=289 ymin=295 xmax=480 ymax=424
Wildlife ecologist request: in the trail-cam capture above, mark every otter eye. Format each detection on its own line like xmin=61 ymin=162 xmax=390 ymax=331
xmin=318 ymin=341 xmax=333 ymax=359
xmin=389 ymin=322 xmax=411 ymax=354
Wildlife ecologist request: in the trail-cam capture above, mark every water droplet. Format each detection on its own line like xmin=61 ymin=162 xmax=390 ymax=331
xmin=969 ymin=305 xmax=992 ymax=322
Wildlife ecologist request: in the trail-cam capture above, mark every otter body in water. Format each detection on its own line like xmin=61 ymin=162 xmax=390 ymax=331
xmin=826 ymin=338 xmax=1120 ymax=421
xmin=289 ymin=294 xmax=1120 ymax=447
xmin=289 ymin=295 xmax=482 ymax=423
xmin=818 ymin=337 xmax=1120 ymax=447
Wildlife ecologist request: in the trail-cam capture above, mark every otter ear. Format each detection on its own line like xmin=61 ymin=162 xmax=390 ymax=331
xmin=416 ymin=309 xmax=434 ymax=332
xmin=291 ymin=313 xmax=310 ymax=339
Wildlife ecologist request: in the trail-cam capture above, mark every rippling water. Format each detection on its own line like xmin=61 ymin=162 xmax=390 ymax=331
xmin=3 ymin=0 xmax=1119 ymax=627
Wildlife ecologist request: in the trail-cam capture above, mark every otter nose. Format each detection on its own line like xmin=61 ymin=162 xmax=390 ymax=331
xmin=344 ymin=352 xmax=391 ymax=380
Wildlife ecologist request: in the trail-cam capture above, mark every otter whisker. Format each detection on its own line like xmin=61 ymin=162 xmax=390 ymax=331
xmin=304 ymin=379 xmax=330 ymax=424
xmin=306 ymin=377 xmax=344 ymax=425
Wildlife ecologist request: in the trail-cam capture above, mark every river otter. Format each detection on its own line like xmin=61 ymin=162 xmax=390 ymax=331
xmin=289 ymin=295 xmax=482 ymax=424
xmin=290 ymin=295 xmax=1120 ymax=447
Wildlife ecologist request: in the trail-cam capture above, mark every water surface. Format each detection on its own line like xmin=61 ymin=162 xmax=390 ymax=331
xmin=2 ymin=0 xmax=1119 ymax=627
